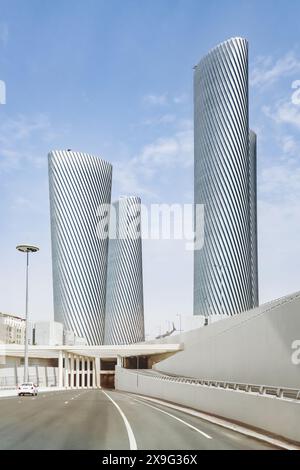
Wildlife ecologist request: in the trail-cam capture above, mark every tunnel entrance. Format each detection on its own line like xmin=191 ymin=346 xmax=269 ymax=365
xmin=100 ymin=373 xmax=115 ymax=389
xmin=100 ymin=359 xmax=117 ymax=389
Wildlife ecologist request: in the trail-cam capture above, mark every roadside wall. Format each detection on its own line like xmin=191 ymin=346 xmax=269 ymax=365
xmin=0 ymin=366 xmax=58 ymax=388
xmin=116 ymin=367 xmax=300 ymax=444
xmin=151 ymin=292 xmax=300 ymax=389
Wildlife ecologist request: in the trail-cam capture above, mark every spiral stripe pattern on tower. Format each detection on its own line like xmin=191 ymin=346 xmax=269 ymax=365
xmin=105 ymin=197 xmax=145 ymax=345
xmin=48 ymin=150 xmax=112 ymax=345
xmin=194 ymin=37 xmax=253 ymax=317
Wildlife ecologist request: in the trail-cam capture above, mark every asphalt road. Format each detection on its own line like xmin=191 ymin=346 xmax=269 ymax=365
xmin=0 ymin=389 xmax=276 ymax=450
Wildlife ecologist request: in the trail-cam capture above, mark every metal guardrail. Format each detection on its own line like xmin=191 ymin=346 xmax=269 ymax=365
xmin=128 ymin=370 xmax=300 ymax=401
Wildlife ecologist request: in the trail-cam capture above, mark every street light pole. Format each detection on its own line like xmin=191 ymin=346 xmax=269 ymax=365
xmin=16 ymin=244 xmax=39 ymax=383
xmin=24 ymin=251 xmax=29 ymax=382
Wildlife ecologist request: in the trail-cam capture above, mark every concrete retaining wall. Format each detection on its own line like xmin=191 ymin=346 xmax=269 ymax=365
xmin=151 ymin=292 xmax=300 ymax=389
xmin=0 ymin=366 xmax=58 ymax=389
xmin=116 ymin=367 xmax=300 ymax=444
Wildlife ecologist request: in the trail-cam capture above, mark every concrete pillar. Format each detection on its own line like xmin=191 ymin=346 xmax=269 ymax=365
xmin=87 ymin=357 xmax=91 ymax=388
xmin=92 ymin=359 xmax=96 ymax=388
xmin=58 ymin=350 xmax=63 ymax=388
xmin=95 ymin=357 xmax=101 ymax=389
xmin=81 ymin=356 xmax=84 ymax=388
xmin=117 ymin=355 xmax=122 ymax=367
xmin=83 ymin=357 xmax=87 ymax=388
xmin=76 ymin=356 xmax=80 ymax=389
xmin=64 ymin=353 xmax=69 ymax=388
xmin=79 ymin=356 xmax=85 ymax=388
xmin=70 ymin=354 xmax=75 ymax=388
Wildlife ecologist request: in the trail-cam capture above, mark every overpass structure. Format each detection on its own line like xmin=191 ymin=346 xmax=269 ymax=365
xmin=0 ymin=343 xmax=182 ymax=389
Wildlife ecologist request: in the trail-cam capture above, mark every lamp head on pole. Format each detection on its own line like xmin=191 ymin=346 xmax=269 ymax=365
xmin=16 ymin=245 xmax=39 ymax=254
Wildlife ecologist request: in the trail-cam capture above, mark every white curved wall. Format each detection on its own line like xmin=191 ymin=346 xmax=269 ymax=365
xmin=154 ymin=292 xmax=300 ymax=389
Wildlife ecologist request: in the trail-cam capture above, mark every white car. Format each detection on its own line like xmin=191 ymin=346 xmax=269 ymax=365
xmin=18 ymin=383 xmax=38 ymax=397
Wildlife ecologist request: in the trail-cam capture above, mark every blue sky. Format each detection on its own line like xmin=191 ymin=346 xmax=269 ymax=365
xmin=1 ymin=0 xmax=300 ymax=337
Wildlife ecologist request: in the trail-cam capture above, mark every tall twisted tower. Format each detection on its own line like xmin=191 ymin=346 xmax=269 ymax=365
xmin=48 ymin=150 xmax=112 ymax=345
xmin=105 ymin=196 xmax=145 ymax=345
xmin=194 ymin=37 xmax=257 ymax=317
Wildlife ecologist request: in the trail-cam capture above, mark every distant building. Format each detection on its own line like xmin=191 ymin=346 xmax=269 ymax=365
xmin=0 ymin=313 xmax=28 ymax=345
xmin=34 ymin=321 xmax=63 ymax=346
xmin=105 ymin=196 xmax=145 ymax=345
xmin=64 ymin=330 xmax=75 ymax=346
xmin=74 ymin=336 xmax=88 ymax=346
xmin=0 ymin=315 xmax=84 ymax=348
xmin=64 ymin=330 xmax=87 ymax=346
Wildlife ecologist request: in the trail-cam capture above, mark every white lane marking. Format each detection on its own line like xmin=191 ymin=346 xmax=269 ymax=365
xmin=133 ymin=398 xmax=212 ymax=440
xmin=134 ymin=395 xmax=299 ymax=451
xmin=102 ymin=390 xmax=137 ymax=450
xmin=64 ymin=401 xmax=69 ymax=405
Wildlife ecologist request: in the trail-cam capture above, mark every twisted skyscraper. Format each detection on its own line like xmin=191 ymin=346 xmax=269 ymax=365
xmin=48 ymin=150 xmax=112 ymax=345
xmin=194 ymin=37 xmax=259 ymax=317
xmin=105 ymin=196 xmax=145 ymax=345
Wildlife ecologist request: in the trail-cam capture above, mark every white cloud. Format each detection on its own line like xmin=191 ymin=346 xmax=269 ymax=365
xmin=139 ymin=128 xmax=193 ymax=169
xmin=260 ymin=164 xmax=300 ymax=197
xmin=113 ymin=121 xmax=193 ymax=198
xmin=250 ymin=51 xmax=300 ymax=88
xmin=258 ymin=157 xmax=300 ymax=303
xmin=10 ymin=196 xmax=36 ymax=210
xmin=263 ymin=100 xmax=300 ymax=130
xmin=142 ymin=114 xmax=176 ymax=126
xmin=280 ymin=135 xmax=299 ymax=156
xmin=258 ymin=197 xmax=300 ymax=304
xmin=143 ymin=93 xmax=168 ymax=106
xmin=113 ymin=162 xmax=156 ymax=198
xmin=173 ymin=93 xmax=188 ymax=104
xmin=143 ymin=92 xmax=189 ymax=106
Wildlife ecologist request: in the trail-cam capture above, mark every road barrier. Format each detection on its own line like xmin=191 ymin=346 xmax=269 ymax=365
xmin=132 ymin=370 xmax=300 ymax=401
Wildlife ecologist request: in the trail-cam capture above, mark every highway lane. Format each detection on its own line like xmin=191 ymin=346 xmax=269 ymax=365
xmin=0 ymin=389 xmax=276 ymax=450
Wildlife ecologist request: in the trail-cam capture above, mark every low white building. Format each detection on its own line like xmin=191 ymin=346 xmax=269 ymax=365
xmin=64 ymin=330 xmax=87 ymax=346
xmin=64 ymin=330 xmax=75 ymax=346
xmin=0 ymin=313 xmax=26 ymax=345
xmin=34 ymin=321 xmax=63 ymax=346
xmin=74 ymin=336 xmax=88 ymax=346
